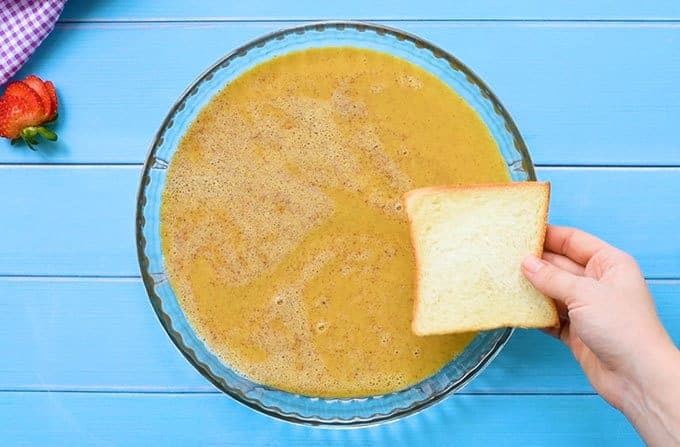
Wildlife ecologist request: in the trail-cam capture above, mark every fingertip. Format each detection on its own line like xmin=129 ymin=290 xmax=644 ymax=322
xmin=522 ymin=255 xmax=545 ymax=274
xmin=522 ymin=257 xmax=582 ymax=304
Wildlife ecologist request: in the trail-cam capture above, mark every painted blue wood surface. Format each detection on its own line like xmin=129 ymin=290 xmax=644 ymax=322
xmin=2 ymin=22 xmax=679 ymax=165
xmin=2 ymin=1 xmax=679 ymax=445
xmin=1 ymin=393 xmax=641 ymax=446
xmin=0 ymin=167 xmax=677 ymax=277
xmin=0 ymin=279 xmax=676 ymax=393
xmin=60 ymin=0 xmax=680 ymax=21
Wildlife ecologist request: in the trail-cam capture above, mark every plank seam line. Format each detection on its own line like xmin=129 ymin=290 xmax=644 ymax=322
xmin=0 ymin=389 xmax=600 ymax=396
xmin=55 ymin=18 xmax=680 ymax=25
xmin=537 ymin=165 xmax=680 ymax=170
xmin=0 ymin=275 xmax=677 ymax=284
xmin=0 ymin=163 xmax=678 ymax=169
xmin=0 ymin=164 xmax=143 ymax=169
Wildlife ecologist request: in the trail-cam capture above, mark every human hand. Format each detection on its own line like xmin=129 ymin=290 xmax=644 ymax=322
xmin=521 ymin=225 xmax=680 ymax=446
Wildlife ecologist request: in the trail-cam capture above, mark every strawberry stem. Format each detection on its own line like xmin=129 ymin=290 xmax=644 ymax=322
xmin=17 ymin=124 xmax=58 ymax=150
xmin=22 ymin=137 xmax=37 ymax=151
xmin=36 ymin=127 xmax=57 ymax=141
xmin=20 ymin=128 xmax=39 ymax=151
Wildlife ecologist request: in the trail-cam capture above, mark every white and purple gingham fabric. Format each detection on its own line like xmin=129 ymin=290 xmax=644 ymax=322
xmin=0 ymin=0 xmax=66 ymax=85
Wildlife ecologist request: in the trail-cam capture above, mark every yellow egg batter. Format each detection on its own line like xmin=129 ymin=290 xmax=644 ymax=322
xmin=161 ymin=47 xmax=510 ymax=397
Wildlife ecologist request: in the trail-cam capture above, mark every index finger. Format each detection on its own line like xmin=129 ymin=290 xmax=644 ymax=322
xmin=544 ymin=225 xmax=611 ymax=265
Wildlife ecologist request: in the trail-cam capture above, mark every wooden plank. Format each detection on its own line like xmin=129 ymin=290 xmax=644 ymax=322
xmin=60 ymin=0 xmax=680 ymax=21
xmin=0 ymin=278 xmax=676 ymax=393
xmin=5 ymin=22 xmax=680 ymax=165
xmin=0 ymin=392 xmax=641 ymax=446
xmin=0 ymin=166 xmax=137 ymax=277
xmin=0 ymin=279 xmax=206 ymax=391
xmin=0 ymin=166 xmax=677 ymax=278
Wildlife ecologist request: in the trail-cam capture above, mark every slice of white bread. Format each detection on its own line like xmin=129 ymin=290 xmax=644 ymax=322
xmin=404 ymin=182 xmax=559 ymax=335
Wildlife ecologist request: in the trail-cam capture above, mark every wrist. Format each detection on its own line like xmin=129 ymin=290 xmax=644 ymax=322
xmin=621 ymin=342 xmax=680 ymax=446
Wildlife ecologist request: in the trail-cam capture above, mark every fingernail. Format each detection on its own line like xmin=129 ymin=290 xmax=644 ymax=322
xmin=522 ymin=256 xmax=545 ymax=273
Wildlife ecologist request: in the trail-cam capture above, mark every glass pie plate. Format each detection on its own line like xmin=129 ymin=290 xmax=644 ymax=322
xmin=136 ymin=21 xmax=536 ymax=427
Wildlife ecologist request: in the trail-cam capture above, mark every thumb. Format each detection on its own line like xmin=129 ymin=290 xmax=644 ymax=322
xmin=521 ymin=255 xmax=584 ymax=303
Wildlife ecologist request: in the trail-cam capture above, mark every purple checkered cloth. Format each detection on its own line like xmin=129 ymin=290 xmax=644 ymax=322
xmin=0 ymin=0 xmax=66 ymax=85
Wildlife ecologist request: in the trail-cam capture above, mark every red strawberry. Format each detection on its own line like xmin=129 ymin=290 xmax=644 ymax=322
xmin=0 ymin=95 xmax=45 ymax=138
xmin=23 ymin=75 xmax=53 ymax=121
xmin=44 ymin=80 xmax=58 ymax=120
xmin=0 ymin=76 xmax=59 ymax=150
xmin=4 ymin=81 xmax=46 ymax=116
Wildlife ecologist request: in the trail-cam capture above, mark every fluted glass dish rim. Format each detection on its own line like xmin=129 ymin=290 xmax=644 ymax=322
xmin=136 ymin=20 xmax=536 ymax=427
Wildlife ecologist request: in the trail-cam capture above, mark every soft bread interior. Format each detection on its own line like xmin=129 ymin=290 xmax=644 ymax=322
xmin=404 ymin=182 xmax=559 ymax=335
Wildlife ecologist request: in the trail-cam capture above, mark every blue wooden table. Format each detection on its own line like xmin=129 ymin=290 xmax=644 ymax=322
xmin=2 ymin=1 xmax=679 ymax=445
